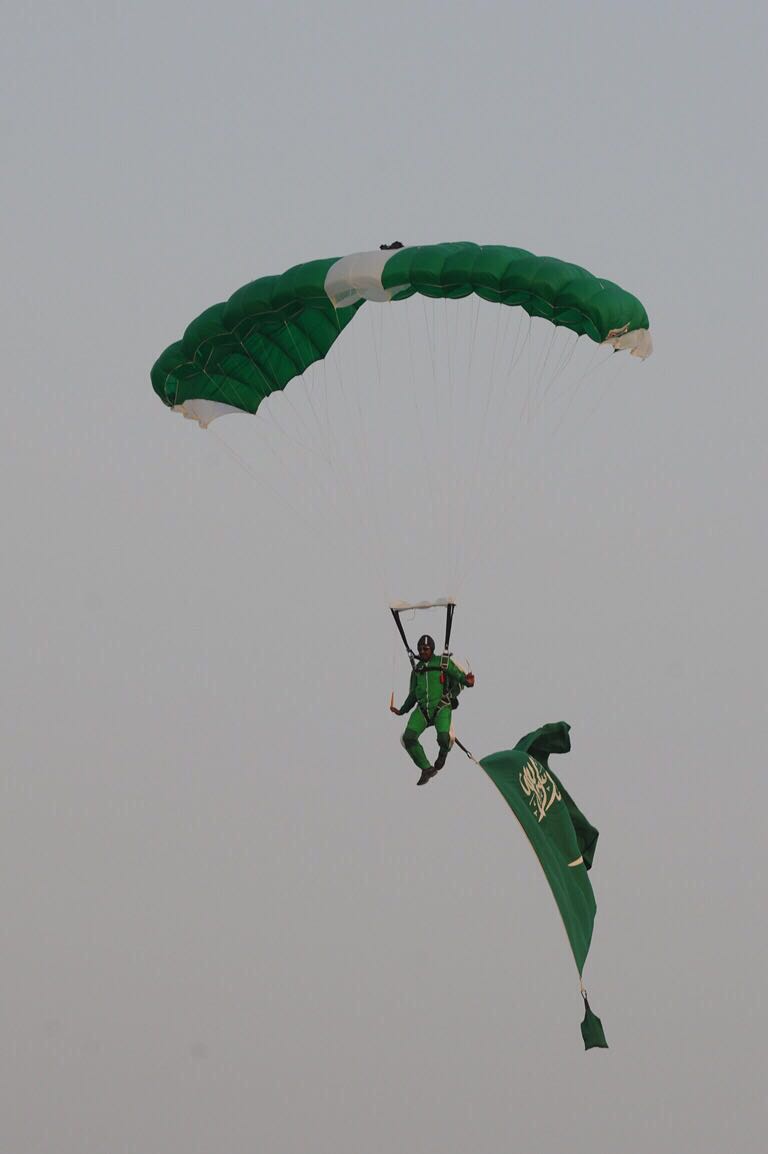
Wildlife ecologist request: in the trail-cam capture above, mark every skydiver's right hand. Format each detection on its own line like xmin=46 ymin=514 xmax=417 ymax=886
xmin=390 ymin=704 xmax=402 ymax=715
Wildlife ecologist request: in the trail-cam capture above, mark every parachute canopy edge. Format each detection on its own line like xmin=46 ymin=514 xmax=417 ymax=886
xmin=172 ymin=399 xmax=246 ymax=428
xmin=601 ymin=326 xmax=653 ymax=358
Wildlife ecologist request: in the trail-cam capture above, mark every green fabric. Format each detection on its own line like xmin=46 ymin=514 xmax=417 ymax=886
xmin=402 ymin=705 xmax=453 ymax=772
xmin=581 ymin=997 xmax=609 ymax=1050
xmin=152 ymin=257 xmax=364 ymax=414
xmin=479 ymin=722 xmax=598 ymax=976
xmin=399 ymin=656 xmax=469 ymax=717
xmin=382 ymin=243 xmax=648 ymax=341
xmin=513 ymin=723 xmax=599 ymax=870
xmin=151 ymin=243 xmax=650 ymax=414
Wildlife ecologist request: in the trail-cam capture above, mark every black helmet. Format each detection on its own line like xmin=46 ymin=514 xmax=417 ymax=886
xmin=417 ymin=634 xmax=435 ymax=652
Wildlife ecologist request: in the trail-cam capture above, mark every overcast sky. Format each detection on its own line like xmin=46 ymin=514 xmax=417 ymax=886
xmin=3 ymin=2 xmax=767 ymax=1152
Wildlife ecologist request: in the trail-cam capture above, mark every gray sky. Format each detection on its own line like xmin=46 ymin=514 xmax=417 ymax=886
xmin=3 ymin=2 xmax=767 ymax=1152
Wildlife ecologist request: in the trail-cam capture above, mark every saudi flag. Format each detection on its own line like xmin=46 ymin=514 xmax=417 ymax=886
xmin=480 ymin=723 xmax=608 ymax=1049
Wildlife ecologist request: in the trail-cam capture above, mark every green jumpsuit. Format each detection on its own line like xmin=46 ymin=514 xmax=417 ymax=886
xmin=398 ymin=656 xmax=471 ymax=772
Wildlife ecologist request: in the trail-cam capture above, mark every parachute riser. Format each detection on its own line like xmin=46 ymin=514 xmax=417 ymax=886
xmin=390 ymin=607 xmax=417 ymax=669
xmin=390 ymin=601 xmax=456 ymax=669
xmin=443 ymin=601 xmax=455 ymax=656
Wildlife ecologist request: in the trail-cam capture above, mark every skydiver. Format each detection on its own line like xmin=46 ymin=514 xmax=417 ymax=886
xmin=390 ymin=634 xmax=475 ymax=786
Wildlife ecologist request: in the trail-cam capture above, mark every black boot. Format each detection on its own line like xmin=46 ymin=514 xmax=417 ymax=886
xmin=432 ymin=748 xmax=448 ymax=775
xmin=416 ymin=766 xmax=435 ymax=786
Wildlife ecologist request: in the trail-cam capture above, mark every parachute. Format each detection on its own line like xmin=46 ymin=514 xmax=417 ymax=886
xmin=151 ymin=241 xmax=652 ymax=600
xmin=152 ymin=243 xmax=648 ymax=1046
xmin=151 ymin=242 xmax=651 ymax=426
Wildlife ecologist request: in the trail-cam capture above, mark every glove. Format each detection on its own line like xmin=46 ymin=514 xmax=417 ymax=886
xmin=465 ymin=672 xmax=475 ymax=687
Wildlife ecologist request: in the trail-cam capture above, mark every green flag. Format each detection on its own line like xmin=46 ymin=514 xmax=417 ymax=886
xmin=480 ymin=723 xmax=608 ymax=1049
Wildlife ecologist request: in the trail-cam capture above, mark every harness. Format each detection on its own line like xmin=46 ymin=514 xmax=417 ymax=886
xmin=414 ymin=655 xmax=460 ymax=723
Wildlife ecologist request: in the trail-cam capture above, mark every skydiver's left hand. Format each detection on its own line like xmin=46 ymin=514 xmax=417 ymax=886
xmin=465 ymin=672 xmax=475 ymax=687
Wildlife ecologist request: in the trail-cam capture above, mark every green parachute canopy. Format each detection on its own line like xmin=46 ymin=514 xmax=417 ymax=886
xmin=151 ymin=242 xmax=651 ymax=426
